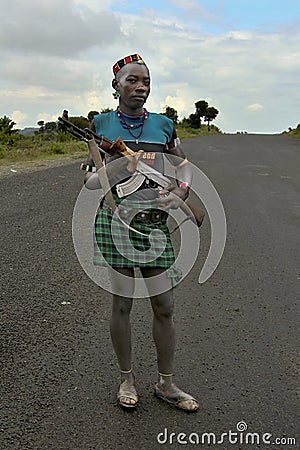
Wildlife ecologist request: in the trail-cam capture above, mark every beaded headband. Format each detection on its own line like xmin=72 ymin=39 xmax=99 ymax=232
xmin=112 ymin=53 xmax=145 ymax=75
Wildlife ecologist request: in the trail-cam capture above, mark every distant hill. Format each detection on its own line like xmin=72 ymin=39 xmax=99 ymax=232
xmin=18 ymin=127 xmax=39 ymax=136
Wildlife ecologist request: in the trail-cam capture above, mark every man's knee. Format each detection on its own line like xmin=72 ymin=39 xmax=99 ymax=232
xmin=112 ymin=295 xmax=133 ymax=316
xmin=151 ymin=294 xmax=174 ymax=320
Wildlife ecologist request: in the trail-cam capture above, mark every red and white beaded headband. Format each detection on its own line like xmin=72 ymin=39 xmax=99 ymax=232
xmin=112 ymin=53 xmax=145 ymax=75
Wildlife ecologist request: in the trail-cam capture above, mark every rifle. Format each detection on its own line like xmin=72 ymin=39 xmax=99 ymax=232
xmin=58 ymin=111 xmax=205 ymax=227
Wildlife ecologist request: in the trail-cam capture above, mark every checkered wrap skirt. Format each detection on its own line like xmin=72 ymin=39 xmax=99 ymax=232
xmin=93 ymin=197 xmax=175 ymax=269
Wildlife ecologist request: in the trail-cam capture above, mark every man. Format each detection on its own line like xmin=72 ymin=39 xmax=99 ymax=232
xmin=84 ymin=54 xmax=198 ymax=412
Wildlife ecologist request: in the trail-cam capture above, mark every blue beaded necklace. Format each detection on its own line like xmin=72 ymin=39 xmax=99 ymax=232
xmin=116 ymin=106 xmax=149 ymax=144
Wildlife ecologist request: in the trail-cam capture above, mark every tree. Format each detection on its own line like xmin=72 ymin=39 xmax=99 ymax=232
xmin=87 ymin=110 xmax=99 ymax=122
xmin=204 ymin=106 xmax=219 ymax=130
xmin=68 ymin=116 xmax=89 ymax=129
xmin=45 ymin=121 xmax=57 ymax=132
xmin=162 ymin=106 xmax=178 ymax=124
xmin=195 ymin=100 xmax=209 ymax=125
xmin=101 ymin=108 xmax=114 ymax=114
xmin=179 ymin=117 xmax=190 ymax=128
xmin=0 ymin=116 xmax=16 ymax=134
xmin=184 ymin=100 xmax=219 ymax=129
xmin=187 ymin=113 xmax=201 ymax=129
xmin=37 ymin=120 xmax=45 ymax=132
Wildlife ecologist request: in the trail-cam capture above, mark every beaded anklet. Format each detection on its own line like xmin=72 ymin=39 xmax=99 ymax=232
xmin=120 ymin=368 xmax=132 ymax=374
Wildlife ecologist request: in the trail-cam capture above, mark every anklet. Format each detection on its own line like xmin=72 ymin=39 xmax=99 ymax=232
xmin=159 ymin=372 xmax=173 ymax=377
xmin=120 ymin=368 xmax=132 ymax=374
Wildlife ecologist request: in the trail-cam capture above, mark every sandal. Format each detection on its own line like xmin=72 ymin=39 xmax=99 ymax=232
xmin=154 ymin=384 xmax=199 ymax=412
xmin=117 ymin=379 xmax=138 ymax=409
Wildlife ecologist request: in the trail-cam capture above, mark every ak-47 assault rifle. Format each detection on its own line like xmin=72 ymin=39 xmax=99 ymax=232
xmin=58 ymin=111 xmax=205 ymax=227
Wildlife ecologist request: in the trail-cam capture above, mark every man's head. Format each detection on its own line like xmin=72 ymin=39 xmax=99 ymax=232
xmin=112 ymin=53 xmax=146 ymax=77
xmin=112 ymin=53 xmax=151 ymax=114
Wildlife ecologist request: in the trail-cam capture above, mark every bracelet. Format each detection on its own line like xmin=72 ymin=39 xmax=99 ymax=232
xmin=179 ymin=181 xmax=190 ymax=191
xmin=80 ymin=163 xmax=96 ymax=172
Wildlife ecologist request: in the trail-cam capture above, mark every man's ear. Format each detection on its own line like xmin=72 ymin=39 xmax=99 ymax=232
xmin=112 ymin=78 xmax=119 ymax=90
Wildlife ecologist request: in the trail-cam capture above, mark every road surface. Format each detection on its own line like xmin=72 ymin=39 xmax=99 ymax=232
xmin=1 ymin=134 xmax=299 ymax=449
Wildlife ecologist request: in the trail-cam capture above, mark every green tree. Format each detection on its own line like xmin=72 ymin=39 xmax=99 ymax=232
xmin=187 ymin=113 xmax=201 ymax=129
xmin=68 ymin=116 xmax=89 ymax=129
xmin=195 ymin=100 xmax=209 ymax=125
xmin=45 ymin=121 xmax=57 ymax=132
xmin=0 ymin=115 xmax=16 ymax=134
xmin=87 ymin=110 xmax=100 ymax=122
xmin=162 ymin=106 xmax=178 ymax=124
xmin=37 ymin=120 xmax=45 ymax=132
xmin=204 ymin=106 xmax=219 ymax=129
xmin=179 ymin=117 xmax=189 ymax=127
xmin=195 ymin=100 xmax=208 ymax=115
xmin=101 ymin=108 xmax=114 ymax=114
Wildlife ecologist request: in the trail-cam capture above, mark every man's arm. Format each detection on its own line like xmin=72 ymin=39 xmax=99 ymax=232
xmin=158 ymin=130 xmax=193 ymax=208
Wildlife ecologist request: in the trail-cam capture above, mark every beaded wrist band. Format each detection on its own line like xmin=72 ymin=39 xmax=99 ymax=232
xmin=80 ymin=163 xmax=96 ymax=173
xmin=179 ymin=181 xmax=190 ymax=191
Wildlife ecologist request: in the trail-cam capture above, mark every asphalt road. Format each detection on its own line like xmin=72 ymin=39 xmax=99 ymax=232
xmin=1 ymin=134 xmax=299 ymax=450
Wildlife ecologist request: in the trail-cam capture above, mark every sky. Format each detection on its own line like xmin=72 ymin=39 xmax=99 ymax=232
xmin=0 ymin=0 xmax=300 ymax=133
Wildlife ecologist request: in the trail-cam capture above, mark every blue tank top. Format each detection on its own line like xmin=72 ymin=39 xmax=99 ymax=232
xmin=93 ymin=110 xmax=175 ymax=200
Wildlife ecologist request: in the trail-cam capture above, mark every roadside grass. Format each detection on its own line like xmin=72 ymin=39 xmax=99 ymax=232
xmin=177 ymin=124 xmax=221 ymax=139
xmin=0 ymin=125 xmax=221 ymax=167
xmin=0 ymin=134 xmax=87 ymax=167
xmin=283 ymin=123 xmax=300 ymax=139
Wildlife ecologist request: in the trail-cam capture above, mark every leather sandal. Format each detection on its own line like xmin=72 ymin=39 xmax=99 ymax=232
xmin=154 ymin=384 xmax=199 ymax=412
xmin=117 ymin=379 xmax=138 ymax=409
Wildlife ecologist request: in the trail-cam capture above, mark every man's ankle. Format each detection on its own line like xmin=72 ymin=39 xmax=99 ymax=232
xmin=158 ymin=372 xmax=173 ymax=389
xmin=120 ymin=368 xmax=134 ymax=383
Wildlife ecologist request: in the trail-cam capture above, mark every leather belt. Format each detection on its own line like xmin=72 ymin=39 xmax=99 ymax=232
xmin=101 ymin=204 xmax=168 ymax=224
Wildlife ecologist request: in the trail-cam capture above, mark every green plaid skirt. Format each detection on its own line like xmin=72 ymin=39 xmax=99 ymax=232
xmin=93 ymin=197 xmax=175 ymax=269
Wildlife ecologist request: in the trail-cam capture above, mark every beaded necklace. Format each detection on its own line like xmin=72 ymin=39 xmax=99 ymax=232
xmin=116 ymin=106 xmax=149 ymax=144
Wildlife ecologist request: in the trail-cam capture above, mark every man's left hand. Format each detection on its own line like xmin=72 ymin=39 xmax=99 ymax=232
xmin=157 ymin=186 xmax=188 ymax=210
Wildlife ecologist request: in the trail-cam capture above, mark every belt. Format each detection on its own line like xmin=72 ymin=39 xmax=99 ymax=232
xmin=101 ymin=204 xmax=168 ymax=224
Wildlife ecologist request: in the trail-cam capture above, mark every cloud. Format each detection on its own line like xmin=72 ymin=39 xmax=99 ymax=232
xmin=0 ymin=0 xmax=123 ymax=57
xmin=246 ymin=103 xmax=263 ymax=112
xmin=0 ymin=1 xmax=300 ymax=133
xmin=11 ymin=110 xmax=28 ymax=128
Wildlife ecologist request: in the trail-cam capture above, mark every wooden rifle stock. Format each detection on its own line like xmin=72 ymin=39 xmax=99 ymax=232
xmin=185 ymin=200 xmax=205 ymax=227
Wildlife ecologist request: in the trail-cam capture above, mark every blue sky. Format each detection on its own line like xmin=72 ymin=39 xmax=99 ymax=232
xmin=0 ymin=0 xmax=299 ymax=133
xmin=112 ymin=0 xmax=300 ymax=32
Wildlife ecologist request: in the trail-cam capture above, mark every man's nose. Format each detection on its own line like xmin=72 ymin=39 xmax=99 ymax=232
xmin=135 ymin=83 xmax=146 ymax=92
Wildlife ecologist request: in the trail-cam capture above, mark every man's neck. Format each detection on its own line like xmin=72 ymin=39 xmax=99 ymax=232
xmin=118 ymin=103 xmax=144 ymax=117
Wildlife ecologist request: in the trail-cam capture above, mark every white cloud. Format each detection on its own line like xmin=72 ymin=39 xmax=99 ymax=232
xmin=11 ymin=110 xmax=28 ymax=128
xmin=0 ymin=0 xmax=123 ymax=57
xmin=247 ymin=103 xmax=264 ymax=112
xmin=0 ymin=1 xmax=299 ymax=133
xmin=73 ymin=0 xmax=115 ymax=11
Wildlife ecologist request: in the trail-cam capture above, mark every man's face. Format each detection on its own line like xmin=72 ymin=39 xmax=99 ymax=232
xmin=115 ymin=63 xmax=151 ymax=112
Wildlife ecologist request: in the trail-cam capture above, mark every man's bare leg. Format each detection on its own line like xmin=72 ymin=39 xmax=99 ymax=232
xmin=141 ymin=267 xmax=198 ymax=411
xmin=109 ymin=267 xmax=137 ymax=406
